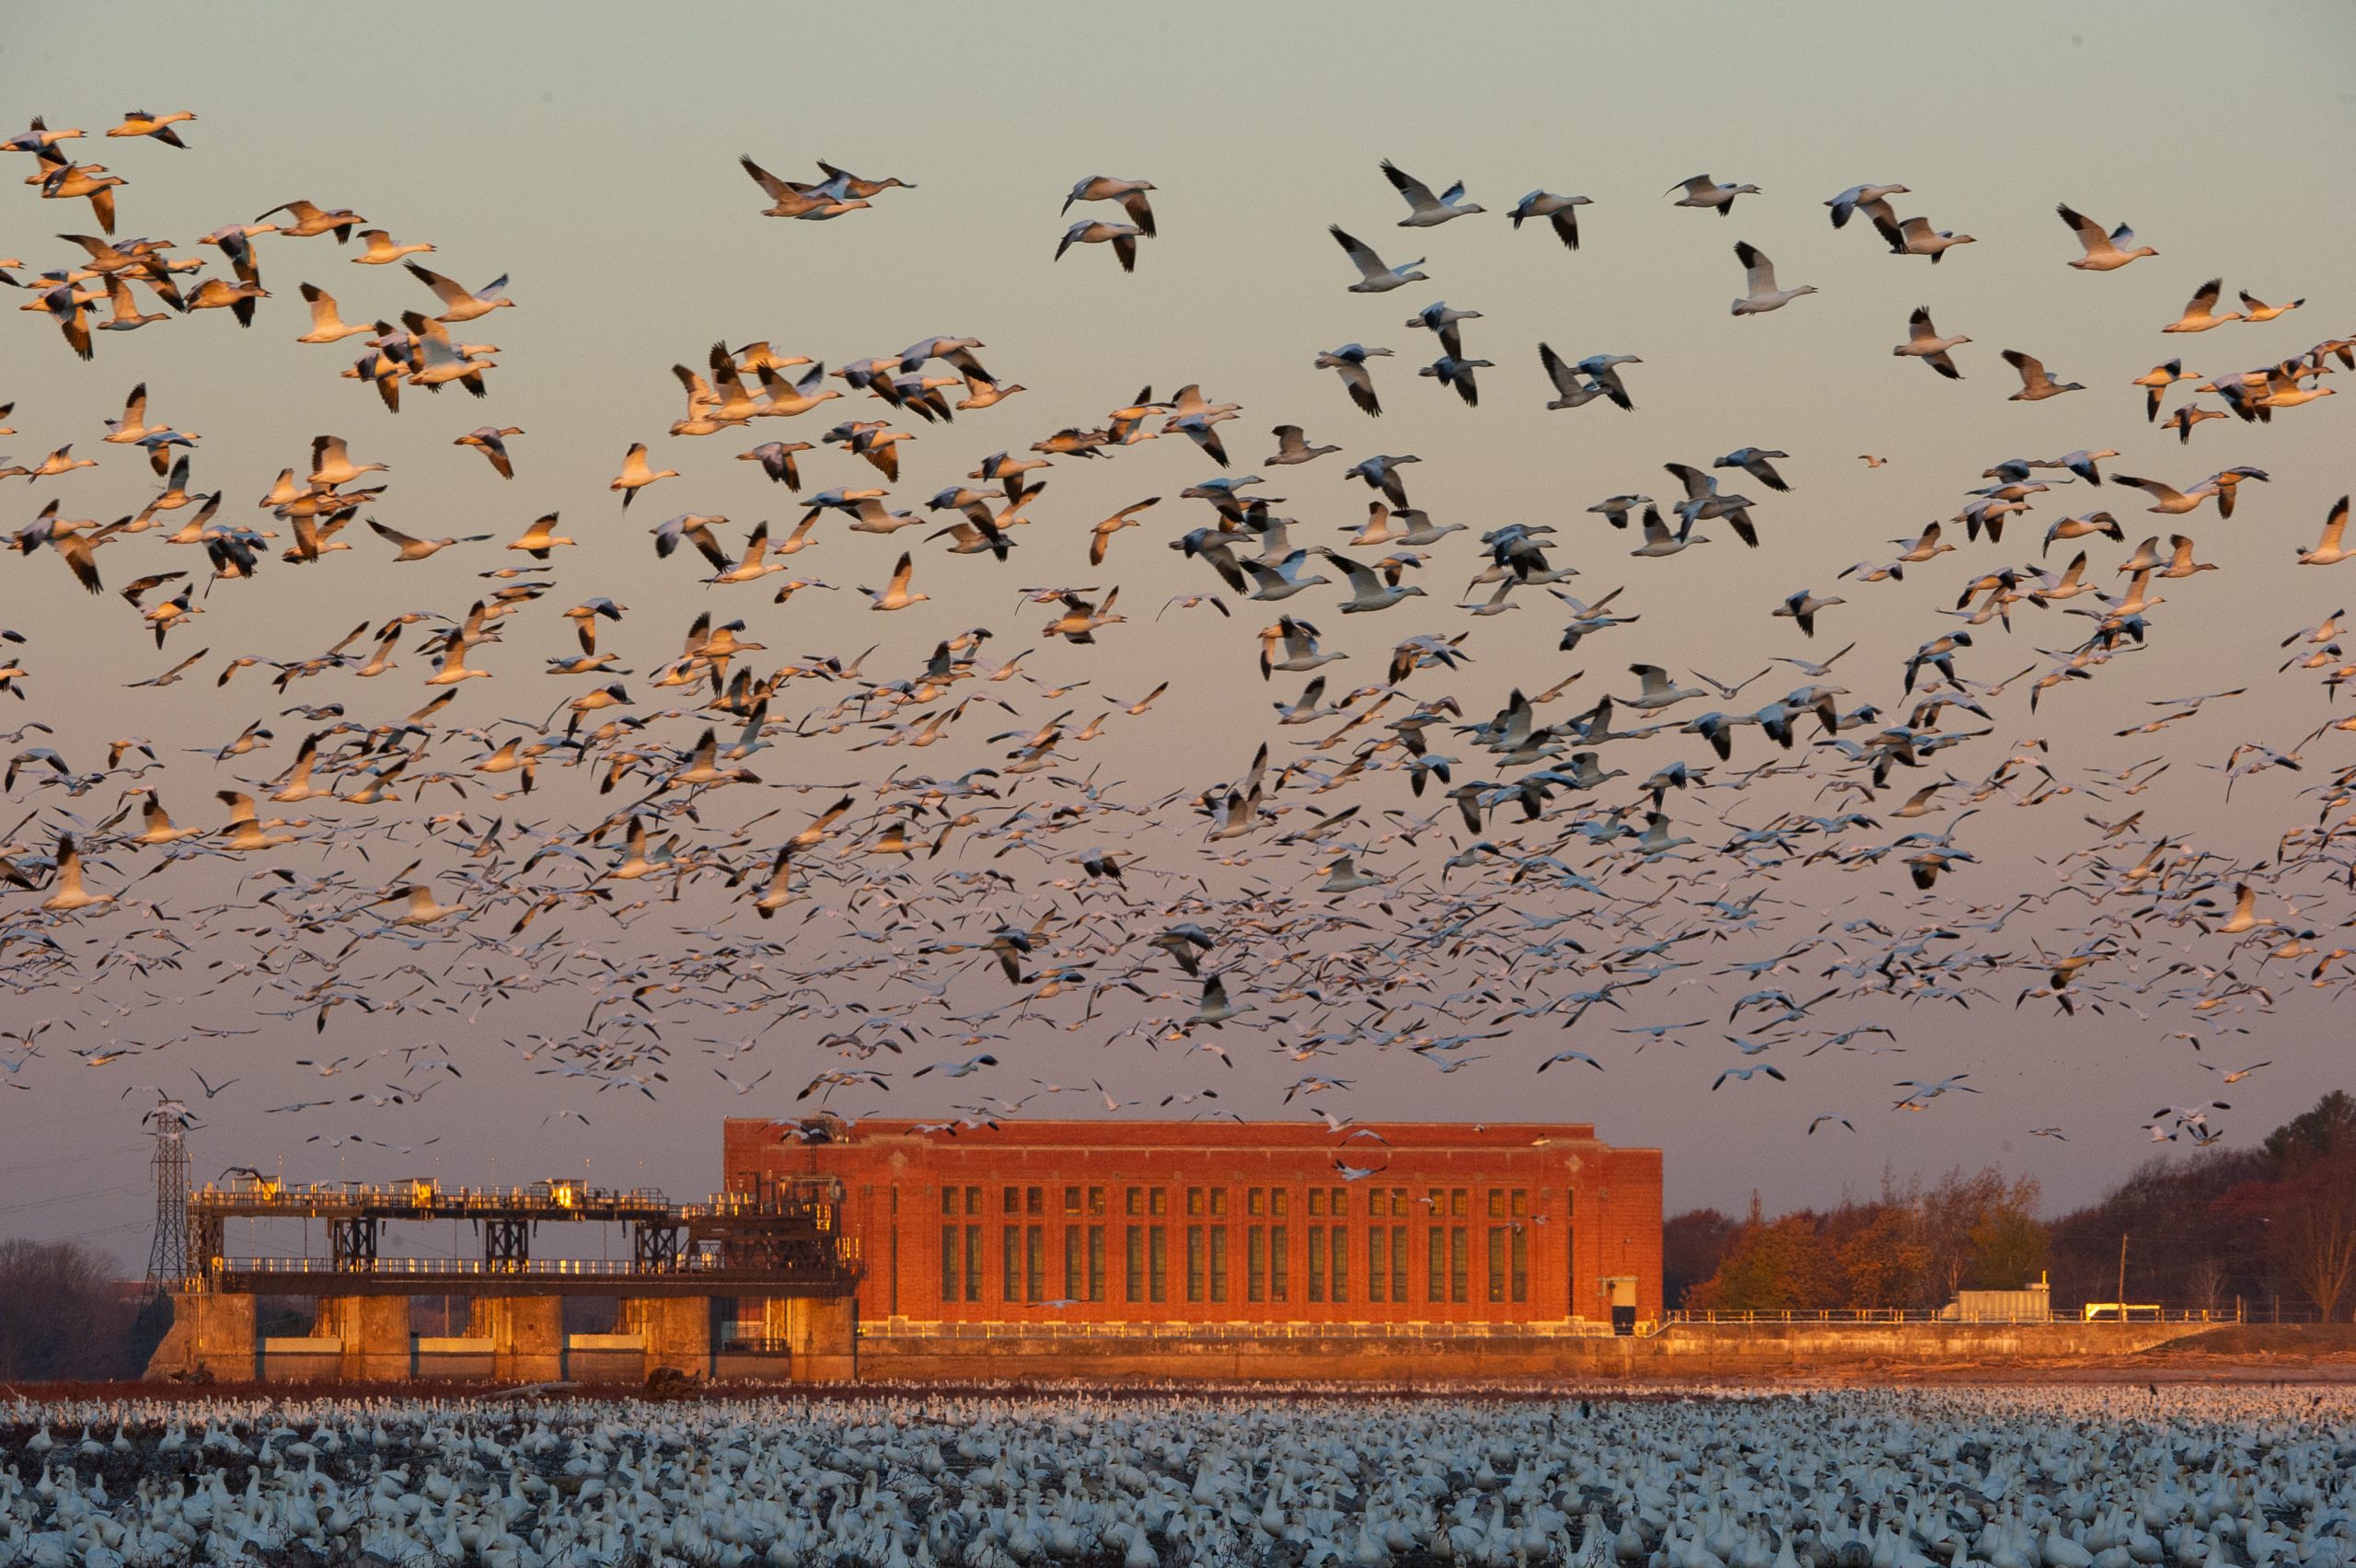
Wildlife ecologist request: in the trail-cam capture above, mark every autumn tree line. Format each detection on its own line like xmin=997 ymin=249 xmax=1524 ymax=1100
xmin=1666 ymin=1091 xmax=2356 ymax=1319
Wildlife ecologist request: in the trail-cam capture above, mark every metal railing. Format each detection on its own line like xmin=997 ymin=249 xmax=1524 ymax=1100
xmin=1657 ymin=1307 xmax=2240 ymax=1326
xmin=214 ymin=1254 xmax=856 ymax=1282
xmin=191 ymin=1175 xmax=842 ymax=1227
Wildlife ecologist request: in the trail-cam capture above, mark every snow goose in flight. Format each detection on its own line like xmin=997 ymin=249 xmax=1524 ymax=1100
xmin=755 ymin=361 xmax=840 ymax=418
xmin=1894 ymin=306 xmax=1969 ymax=378
xmin=1773 ymin=588 xmax=1845 ymax=637
xmin=456 ymin=425 xmax=524 ymax=478
xmin=1825 ymin=182 xmax=1907 ymax=227
xmin=1630 ymin=504 xmax=1704 ymax=558
xmin=2161 ymin=404 xmax=2226 ymax=443
xmin=1509 ymin=190 xmax=1591 ymax=249
xmin=1265 ymin=425 xmax=1339 ymax=466
xmin=2296 ymin=496 xmax=2351 ymax=567
xmin=39 ymin=833 xmax=112 ymax=914
xmin=109 ymin=110 xmax=196 ymax=147
xmin=1405 ymin=299 xmax=1482 ymax=359
xmin=815 ymin=160 xmax=915 ymax=199
xmin=1624 ymin=664 xmax=1703 ymax=710
xmin=1418 ymin=354 xmax=1492 ymax=407
xmin=1663 ymin=462 xmax=1761 ymax=547
xmin=1730 ymin=241 xmax=1816 ymax=315
xmin=1382 ymin=160 xmax=1483 ymax=225
xmin=2131 ymin=358 xmax=2196 ymax=421
xmin=1330 ymin=226 xmax=1426 ymax=293
xmin=1715 ymin=447 xmax=1792 ymax=492
xmin=1574 ymin=352 xmax=1641 ymax=409
xmin=1055 ymin=220 xmax=1143 ymax=271
xmin=187 ymin=276 xmax=265 ymax=326
xmin=2056 ymin=202 xmax=2157 ymax=270
xmin=2107 ymin=472 xmax=2224 ymax=515
xmin=1669 ymin=174 xmax=1761 ymax=213
xmin=2163 ymin=278 xmax=2242 ymax=333
xmin=1312 ymin=343 xmax=1391 ymax=416
xmin=2001 ymin=349 xmax=2083 ymax=401
xmin=862 ymin=551 xmax=929 ymax=612
xmin=369 ymin=519 xmax=490 ymax=562
xmin=1320 ymin=548 xmax=1427 ymax=612
xmin=256 ymin=199 xmax=365 ymax=240
xmin=2238 ymin=288 xmax=2303 ymax=323
xmin=737 ymin=155 xmax=848 ymax=218
xmin=1585 ymin=494 xmax=1650 ymax=529
xmin=1343 ymin=453 xmax=1419 ymax=507
xmin=504 ymin=512 xmax=574 ymax=559
xmin=610 ymin=444 xmax=678 ymax=509
xmin=1260 ymin=616 xmax=1345 ymax=678
xmin=1089 ymin=496 xmax=1160 ymax=565
xmin=1875 ymin=213 xmax=1976 ymax=261
xmin=1538 ymin=343 xmax=1610 ymax=409
xmin=351 ymin=229 xmax=433 ymax=265
xmin=404 ymin=261 xmax=514 ymax=323
xmin=1239 ymin=549 xmax=1331 ymax=602
xmin=1062 ymin=177 xmax=1156 ymax=235
xmin=294 ymin=285 xmax=372 ymax=346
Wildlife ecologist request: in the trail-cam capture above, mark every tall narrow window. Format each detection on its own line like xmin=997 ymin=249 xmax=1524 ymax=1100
xmin=1126 ymin=1226 xmax=1143 ymax=1302
xmin=964 ymin=1226 xmax=983 ymax=1303
xmin=1391 ymin=1225 xmax=1408 ymax=1302
xmin=1369 ymin=1227 xmax=1387 ymax=1302
xmin=1026 ymin=1225 xmax=1045 ymax=1302
xmin=1249 ymin=1226 xmax=1266 ymax=1301
xmin=1450 ymin=1226 xmax=1469 ymax=1303
xmin=1427 ymin=1226 xmax=1446 ymax=1302
xmin=1066 ymin=1228 xmax=1082 ymax=1300
xmin=1330 ymin=1226 xmax=1348 ymax=1304
xmin=1186 ymin=1226 xmax=1205 ymax=1302
xmin=1308 ymin=1228 xmax=1326 ymax=1302
xmin=1270 ymin=1225 xmax=1288 ymax=1301
xmin=1488 ymin=1227 xmax=1507 ymax=1303
xmin=1004 ymin=1226 xmax=1021 ymax=1301
xmin=941 ymin=1225 xmax=959 ymax=1306
xmin=1511 ymin=1226 xmax=1529 ymax=1303
xmin=1149 ymin=1227 xmax=1167 ymax=1303
xmin=1089 ymin=1226 xmax=1105 ymax=1301
xmin=1209 ymin=1228 xmax=1228 ymax=1303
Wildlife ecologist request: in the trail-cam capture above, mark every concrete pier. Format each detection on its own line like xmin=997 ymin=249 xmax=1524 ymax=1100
xmin=622 ymin=1296 xmax=711 ymax=1377
xmin=316 ymin=1295 xmax=412 ymax=1381
xmin=467 ymin=1296 xmax=565 ymax=1382
xmin=142 ymin=1291 xmax=258 ymax=1381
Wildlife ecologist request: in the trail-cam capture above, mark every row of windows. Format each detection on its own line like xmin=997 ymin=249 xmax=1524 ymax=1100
xmin=941 ymin=1184 xmax=1540 ymax=1221
xmin=941 ymin=1220 xmax=1536 ymax=1305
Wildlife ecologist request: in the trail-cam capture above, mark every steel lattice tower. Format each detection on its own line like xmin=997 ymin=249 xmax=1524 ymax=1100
xmin=142 ymin=1098 xmax=193 ymax=1298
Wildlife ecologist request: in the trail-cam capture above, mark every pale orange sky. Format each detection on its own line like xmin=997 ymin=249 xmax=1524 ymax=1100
xmin=3 ymin=0 xmax=2353 ymax=1262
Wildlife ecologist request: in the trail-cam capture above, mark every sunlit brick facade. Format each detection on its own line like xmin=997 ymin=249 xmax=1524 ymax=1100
xmin=723 ymin=1119 xmax=1662 ymax=1329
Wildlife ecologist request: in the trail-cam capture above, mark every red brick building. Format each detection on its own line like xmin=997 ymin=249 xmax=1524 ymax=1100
xmin=722 ymin=1119 xmax=1662 ymax=1331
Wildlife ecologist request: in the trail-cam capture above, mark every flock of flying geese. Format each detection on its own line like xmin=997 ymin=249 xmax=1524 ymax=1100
xmin=1 ymin=110 xmax=2350 ymax=1162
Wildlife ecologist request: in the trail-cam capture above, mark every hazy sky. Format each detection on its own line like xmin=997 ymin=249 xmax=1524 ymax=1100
xmin=5 ymin=0 xmax=2354 ymax=1265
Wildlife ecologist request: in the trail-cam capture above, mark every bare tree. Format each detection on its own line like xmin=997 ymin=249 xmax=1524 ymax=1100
xmin=2269 ymin=1159 xmax=2356 ymax=1321
xmin=0 ymin=1237 xmax=139 ymax=1380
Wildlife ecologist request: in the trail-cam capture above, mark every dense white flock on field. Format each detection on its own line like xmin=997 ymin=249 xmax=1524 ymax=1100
xmin=3 ymin=1387 xmax=2352 ymax=1568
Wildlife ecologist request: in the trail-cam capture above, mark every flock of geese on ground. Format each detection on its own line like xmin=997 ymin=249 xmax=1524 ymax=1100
xmin=1 ymin=109 xmax=2352 ymax=1158
xmin=4 ymin=1387 xmax=2354 ymax=1568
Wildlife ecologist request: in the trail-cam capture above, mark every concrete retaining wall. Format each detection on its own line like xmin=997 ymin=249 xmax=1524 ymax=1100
xmin=853 ymin=1320 xmax=2209 ymax=1382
